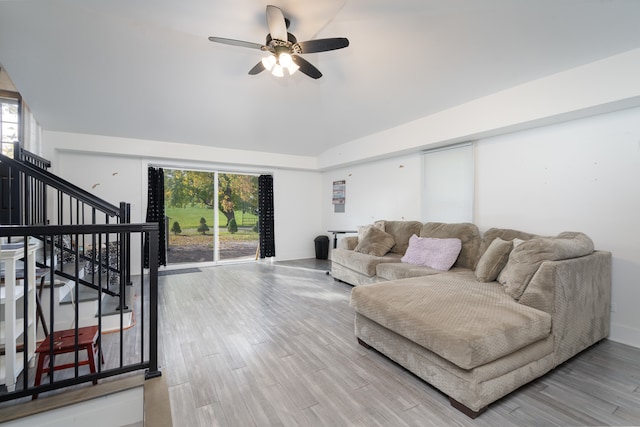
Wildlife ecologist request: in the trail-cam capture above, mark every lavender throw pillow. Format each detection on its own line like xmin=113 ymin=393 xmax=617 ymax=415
xmin=401 ymin=234 xmax=462 ymax=271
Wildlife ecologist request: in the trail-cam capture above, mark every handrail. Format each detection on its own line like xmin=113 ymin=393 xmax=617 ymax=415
xmin=0 ymin=152 xmax=120 ymax=217
xmin=18 ymin=148 xmax=51 ymax=169
xmin=0 ymin=223 xmax=158 ymax=236
xmin=0 ymin=223 xmax=160 ymax=402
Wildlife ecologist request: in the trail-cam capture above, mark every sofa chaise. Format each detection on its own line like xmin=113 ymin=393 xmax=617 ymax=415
xmin=334 ymin=221 xmax=611 ymax=417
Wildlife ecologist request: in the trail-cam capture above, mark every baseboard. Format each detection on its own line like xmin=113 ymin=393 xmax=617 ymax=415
xmin=608 ymin=322 xmax=640 ymax=349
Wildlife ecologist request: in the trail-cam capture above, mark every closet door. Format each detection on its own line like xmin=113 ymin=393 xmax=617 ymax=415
xmin=422 ymin=143 xmax=474 ymax=222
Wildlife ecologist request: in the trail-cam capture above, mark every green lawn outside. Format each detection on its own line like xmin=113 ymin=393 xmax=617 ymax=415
xmin=165 ymin=206 xmax=259 ymax=260
xmin=165 ymin=206 xmax=258 ymax=229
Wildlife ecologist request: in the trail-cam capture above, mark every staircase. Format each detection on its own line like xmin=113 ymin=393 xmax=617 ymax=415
xmin=37 ymin=259 xmax=134 ymax=335
xmin=0 ymin=146 xmax=160 ymax=402
xmin=1 ymin=145 xmax=137 ymax=334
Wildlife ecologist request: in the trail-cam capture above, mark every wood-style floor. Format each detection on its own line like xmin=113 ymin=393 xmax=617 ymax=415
xmin=159 ymin=261 xmax=640 ymax=427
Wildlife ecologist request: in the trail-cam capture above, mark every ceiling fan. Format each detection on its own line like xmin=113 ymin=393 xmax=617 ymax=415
xmin=208 ymin=5 xmax=349 ymax=79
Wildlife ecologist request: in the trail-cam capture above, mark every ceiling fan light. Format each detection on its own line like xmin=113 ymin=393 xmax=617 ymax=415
xmin=261 ymin=55 xmax=277 ymax=71
xmin=279 ymin=53 xmax=294 ymax=68
xmin=271 ymin=63 xmax=284 ymax=77
xmin=286 ymin=62 xmax=300 ymax=75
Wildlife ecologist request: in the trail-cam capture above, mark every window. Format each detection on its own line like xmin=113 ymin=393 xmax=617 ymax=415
xmin=0 ymin=91 xmax=21 ymax=158
xmin=422 ymin=143 xmax=474 ymax=222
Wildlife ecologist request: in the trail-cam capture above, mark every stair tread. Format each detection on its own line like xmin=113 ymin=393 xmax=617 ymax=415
xmin=98 ymin=286 xmax=134 ymax=316
xmin=60 ymin=285 xmax=104 ymax=304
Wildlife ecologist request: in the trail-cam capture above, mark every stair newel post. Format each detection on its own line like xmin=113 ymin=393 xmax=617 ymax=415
xmin=145 ymin=225 xmax=161 ymax=379
xmin=20 ymin=237 xmax=30 ymax=389
xmin=42 ymin=184 xmax=47 ymax=227
xmin=23 ymin=165 xmax=30 ymax=225
xmin=118 ymin=202 xmax=129 ymax=311
xmin=123 ymin=202 xmax=132 ymax=287
xmin=73 ymin=233 xmax=80 ymax=378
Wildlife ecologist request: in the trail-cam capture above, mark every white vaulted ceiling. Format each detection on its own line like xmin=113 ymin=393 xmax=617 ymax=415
xmin=1 ymin=0 xmax=640 ymax=159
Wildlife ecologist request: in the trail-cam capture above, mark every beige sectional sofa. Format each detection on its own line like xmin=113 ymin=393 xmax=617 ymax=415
xmin=334 ymin=221 xmax=611 ymax=417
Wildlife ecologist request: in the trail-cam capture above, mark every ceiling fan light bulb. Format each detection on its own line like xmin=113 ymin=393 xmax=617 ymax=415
xmin=286 ymin=62 xmax=300 ymax=75
xmin=272 ymin=64 xmax=284 ymax=77
xmin=261 ymin=55 xmax=277 ymax=71
xmin=279 ymin=53 xmax=293 ymax=68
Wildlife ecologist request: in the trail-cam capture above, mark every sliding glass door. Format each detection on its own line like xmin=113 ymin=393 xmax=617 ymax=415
xmin=218 ymin=173 xmax=259 ymax=261
xmin=163 ymin=168 xmax=259 ymax=265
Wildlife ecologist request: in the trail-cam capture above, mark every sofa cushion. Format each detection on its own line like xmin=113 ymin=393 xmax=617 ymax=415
xmin=337 ymin=235 xmax=359 ymax=250
xmin=475 ymin=237 xmax=513 ymax=282
xmin=401 ymin=235 xmax=462 ymax=271
xmin=383 ymin=221 xmax=423 ymax=255
xmin=332 ymin=248 xmax=403 ymax=277
xmin=354 ymin=226 xmax=396 ymax=257
xmin=376 ymin=263 xmax=466 ymax=281
xmin=350 ymin=274 xmax=551 ymax=370
xmin=476 ymin=228 xmax=538 ymax=268
xmin=357 ymin=220 xmax=386 ymax=241
xmin=501 ymin=232 xmax=595 ymax=300
xmin=419 ymin=222 xmax=480 ymax=269
xmin=497 ymin=238 xmax=524 ymax=285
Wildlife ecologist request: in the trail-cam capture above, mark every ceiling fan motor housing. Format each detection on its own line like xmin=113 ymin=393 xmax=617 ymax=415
xmin=266 ymin=32 xmax=297 ymax=45
xmin=266 ymin=32 xmax=300 ymax=57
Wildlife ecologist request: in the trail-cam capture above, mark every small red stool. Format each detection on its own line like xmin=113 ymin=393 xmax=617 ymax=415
xmin=33 ymin=325 xmax=103 ymax=398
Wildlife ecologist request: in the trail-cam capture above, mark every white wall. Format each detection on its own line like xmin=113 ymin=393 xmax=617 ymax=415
xmin=42 ymin=131 xmax=318 ymax=171
xmin=43 ymin=131 xmax=323 ymax=263
xmin=54 ymin=151 xmax=146 ymax=273
xmin=475 ymin=106 xmax=640 ymax=348
xmin=4 ymin=387 xmax=143 ymax=427
xmin=322 ymin=153 xmax=423 ymax=233
xmin=422 ymin=144 xmax=474 ymax=222
xmin=56 ymin=151 xmax=147 ymax=222
xmin=273 ymin=169 xmax=323 ymax=260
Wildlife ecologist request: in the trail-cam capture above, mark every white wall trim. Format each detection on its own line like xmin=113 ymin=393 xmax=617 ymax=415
xmin=43 ymin=131 xmax=318 ymax=172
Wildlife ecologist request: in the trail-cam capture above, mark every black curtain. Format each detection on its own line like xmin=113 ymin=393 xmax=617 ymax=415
xmin=144 ymin=167 xmax=167 ymax=267
xmin=258 ymin=174 xmax=275 ymax=258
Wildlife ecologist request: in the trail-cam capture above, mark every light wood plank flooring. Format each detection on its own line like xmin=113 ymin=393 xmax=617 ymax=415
xmin=159 ymin=262 xmax=640 ymax=426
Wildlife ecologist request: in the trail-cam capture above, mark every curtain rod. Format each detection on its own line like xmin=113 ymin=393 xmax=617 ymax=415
xmin=147 ymin=163 xmax=272 ymax=176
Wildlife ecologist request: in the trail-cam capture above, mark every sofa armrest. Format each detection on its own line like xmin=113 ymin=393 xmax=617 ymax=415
xmin=521 ymin=251 xmax=611 ymax=366
xmin=339 ymin=236 xmax=359 ymax=250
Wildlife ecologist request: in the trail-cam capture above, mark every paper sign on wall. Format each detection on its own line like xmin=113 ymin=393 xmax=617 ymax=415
xmin=333 ymin=180 xmax=346 ymax=213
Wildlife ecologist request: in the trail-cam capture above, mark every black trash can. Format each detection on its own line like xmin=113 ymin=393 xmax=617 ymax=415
xmin=314 ymin=235 xmax=329 ymax=260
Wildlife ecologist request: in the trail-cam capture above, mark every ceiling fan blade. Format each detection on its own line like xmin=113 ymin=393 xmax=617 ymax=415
xmin=296 ymin=38 xmax=350 ymax=54
xmin=208 ymin=37 xmax=265 ymax=50
xmin=266 ymin=5 xmax=287 ymax=41
xmin=292 ymin=56 xmax=322 ymax=79
xmin=248 ymin=61 xmax=266 ymax=75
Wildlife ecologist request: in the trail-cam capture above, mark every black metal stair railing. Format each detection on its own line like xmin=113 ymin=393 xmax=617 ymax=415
xmin=0 ymin=224 xmax=160 ymax=401
xmin=18 ymin=148 xmax=51 ymax=169
xmin=0 ymin=150 xmax=131 ymax=305
xmin=17 ymin=148 xmax=51 ymax=226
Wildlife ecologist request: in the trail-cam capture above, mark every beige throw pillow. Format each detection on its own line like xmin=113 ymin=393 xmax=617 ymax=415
xmin=503 ymin=232 xmax=594 ymax=300
xmin=354 ymin=226 xmax=395 ymax=257
xmin=357 ymin=220 xmax=386 ymax=241
xmin=497 ymin=238 xmax=525 ymax=285
xmin=474 ymin=237 xmax=513 ymax=282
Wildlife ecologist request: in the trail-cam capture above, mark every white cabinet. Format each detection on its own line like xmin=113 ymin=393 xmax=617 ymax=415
xmin=0 ymin=242 xmax=38 ymax=391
